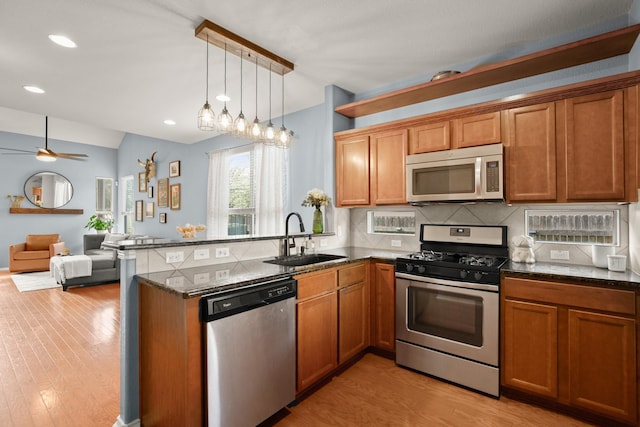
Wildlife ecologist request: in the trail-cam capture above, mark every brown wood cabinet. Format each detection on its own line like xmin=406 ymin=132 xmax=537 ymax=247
xmin=453 ymin=112 xmax=501 ymax=149
xmin=407 ymin=112 xmax=501 ymax=155
xmin=335 ymin=129 xmax=407 ymax=207
xmin=295 ymin=268 xmax=338 ymax=392
xmin=338 ymin=262 xmax=369 ymax=363
xmin=504 ymin=90 xmax=632 ymax=203
xmin=501 ymin=276 xmax=637 ymax=425
xmin=371 ymin=262 xmax=395 ymax=352
xmin=138 ymin=280 xmax=202 ymax=427
xmin=503 ymin=103 xmax=557 ymax=202
xmin=408 ymin=121 xmax=450 ymax=154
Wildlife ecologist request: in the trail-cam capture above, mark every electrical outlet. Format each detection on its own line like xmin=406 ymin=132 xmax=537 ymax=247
xmin=193 ymin=273 xmax=210 ymax=285
xmin=165 ymin=277 xmax=184 ymax=287
xmin=391 ymin=240 xmax=402 ymax=247
xmin=215 ymin=247 xmax=230 ymax=258
xmin=320 ymin=239 xmax=328 ymax=247
xmin=215 ymin=270 xmax=230 ymax=280
xmin=550 ymin=250 xmax=570 ymax=260
xmin=165 ymin=251 xmax=184 ymax=263
xmin=194 ymin=248 xmax=210 ymax=260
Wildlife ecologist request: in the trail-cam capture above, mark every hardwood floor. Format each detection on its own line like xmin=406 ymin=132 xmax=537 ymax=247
xmin=0 ymin=270 xmax=120 ymax=426
xmin=273 ymin=353 xmax=595 ymax=427
xmin=0 ymin=270 xmax=597 ymax=427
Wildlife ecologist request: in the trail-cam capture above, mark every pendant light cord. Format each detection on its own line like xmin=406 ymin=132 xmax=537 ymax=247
xmin=223 ymin=43 xmax=227 ymax=107
xmin=205 ymin=34 xmax=209 ymax=103
xmin=281 ymin=73 xmax=285 ymax=127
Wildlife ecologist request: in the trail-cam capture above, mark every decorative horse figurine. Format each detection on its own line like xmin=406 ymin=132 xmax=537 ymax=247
xmin=138 ymin=151 xmax=157 ymax=183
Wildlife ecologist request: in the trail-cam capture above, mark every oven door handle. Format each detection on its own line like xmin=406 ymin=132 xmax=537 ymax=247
xmin=395 ymin=272 xmax=499 ymax=292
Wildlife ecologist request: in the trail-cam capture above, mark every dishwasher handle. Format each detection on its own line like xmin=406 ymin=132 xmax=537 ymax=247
xmin=200 ymin=278 xmax=297 ymax=322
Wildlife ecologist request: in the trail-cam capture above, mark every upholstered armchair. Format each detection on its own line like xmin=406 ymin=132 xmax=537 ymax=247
xmin=9 ymin=234 xmax=65 ymax=273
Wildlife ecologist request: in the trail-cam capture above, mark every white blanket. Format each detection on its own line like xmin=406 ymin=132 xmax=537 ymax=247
xmin=50 ymin=255 xmax=92 ymax=284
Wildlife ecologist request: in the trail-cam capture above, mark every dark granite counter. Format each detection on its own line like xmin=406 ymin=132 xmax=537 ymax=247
xmin=136 ymin=246 xmax=409 ymax=298
xmin=503 ymin=261 xmax=640 ymax=290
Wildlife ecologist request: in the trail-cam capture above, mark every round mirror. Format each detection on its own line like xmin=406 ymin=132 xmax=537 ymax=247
xmin=24 ymin=171 xmax=74 ymax=208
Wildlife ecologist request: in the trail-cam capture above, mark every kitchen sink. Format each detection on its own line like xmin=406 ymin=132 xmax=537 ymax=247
xmin=264 ymin=253 xmax=346 ymax=267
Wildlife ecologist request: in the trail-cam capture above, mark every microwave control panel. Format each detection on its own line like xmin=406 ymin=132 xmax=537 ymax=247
xmin=485 ymin=161 xmax=500 ymax=192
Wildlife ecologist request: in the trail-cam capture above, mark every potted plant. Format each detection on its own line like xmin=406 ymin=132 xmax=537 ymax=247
xmin=85 ymin=214 xmax=114 ymax=233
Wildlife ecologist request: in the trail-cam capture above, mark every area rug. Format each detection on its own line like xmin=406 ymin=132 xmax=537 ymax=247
xmin=11 ymin=271 xmax=61 ymax=292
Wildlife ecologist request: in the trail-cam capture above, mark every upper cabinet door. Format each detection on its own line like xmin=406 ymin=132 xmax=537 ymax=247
xmin=558 ymin=90 xmax=625 ymax=202
xmin=503 ymin=103 xmax=557 ymax=203
xmin=370 ymin=129 xmax=408 ymax=205
xmin=408 ymin=121 xmax=450 ymax=154
xmin=453 ymin=112 xmax=501 ymax=149
xmin=335 ymin=134 xmax=370 ymax=206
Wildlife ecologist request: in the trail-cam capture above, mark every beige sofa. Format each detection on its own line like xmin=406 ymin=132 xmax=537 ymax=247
xmin=9 ymin=234 xmax=65 ymax=273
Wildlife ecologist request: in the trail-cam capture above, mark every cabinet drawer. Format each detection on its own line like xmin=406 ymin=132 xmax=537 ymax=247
xmin=338 ymin=262 xmax=366 ymax=287
xmin=502 ymin=276 xmax=635 ymax=315
xmin=296 ymin=269 xmax=337 ymax=301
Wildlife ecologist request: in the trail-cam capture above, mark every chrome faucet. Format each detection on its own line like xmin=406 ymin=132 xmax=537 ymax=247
xmin=284 ymin=212 xmax=305 ymax=256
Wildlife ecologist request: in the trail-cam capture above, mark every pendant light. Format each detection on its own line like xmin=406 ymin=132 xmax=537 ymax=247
xmin=264 ymin=63 xmax=276 ymax=144
xmin=197 ymin=34 xmax=215 ymax=131
xmin=217 ymin=43 xmax=233 ymax=132
xmin=233 ymin=49 xmax=248 ymax=136
xmin=249 ymin=54 xmax=264 ymax=141
xmin=276 ymin=73 xmax=291 ymax=148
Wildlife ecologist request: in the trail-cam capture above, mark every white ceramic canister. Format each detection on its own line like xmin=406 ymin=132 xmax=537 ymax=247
xmin=592 ymin=245 xmax=614 ymax=269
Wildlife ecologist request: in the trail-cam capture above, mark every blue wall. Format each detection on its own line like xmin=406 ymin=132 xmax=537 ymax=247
xmin=2 ymin=11 xmax=639 ymax=269
xmin=1 ymin=131 xmax=117 ymax=266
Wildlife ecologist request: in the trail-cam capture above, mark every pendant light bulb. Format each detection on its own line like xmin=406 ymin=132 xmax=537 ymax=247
xmin=250 ymin=54 xmax=264 ymax=141
xmin=275 ymin=72 xmax=291 ymax=149
xmin=264 ymin=63 xmax=276 ymax=144
xmin=198 ymin=34 xmax=215 ymax=131
xmin=217 ymin=43 xmax=233 ymax=132
xmin=233 ymin=49 xmax=248 ymax=137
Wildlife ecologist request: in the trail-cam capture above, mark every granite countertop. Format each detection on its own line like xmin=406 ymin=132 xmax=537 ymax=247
xmin=136 ymin=246 xmax=410 ymax=298
xmin=503 ymin=260 xmax=640 ymax=290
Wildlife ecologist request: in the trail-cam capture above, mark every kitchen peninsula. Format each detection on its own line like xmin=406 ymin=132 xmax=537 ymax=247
xmin=103 ymin=236 xmax=407 ymax=426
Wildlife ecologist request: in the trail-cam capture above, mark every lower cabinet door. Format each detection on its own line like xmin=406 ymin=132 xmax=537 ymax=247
xmin=296 ymin=292 xmax=338 ymax=392
xmin=338 ymin=281 xmax=369 ymax=364
xmin=502 ymin=299 xmax=559 ymax=398
xmin=568 ymin=309 xmax=637 ymax=423
xmin=373 ymin=262 xmax=395 ymax=352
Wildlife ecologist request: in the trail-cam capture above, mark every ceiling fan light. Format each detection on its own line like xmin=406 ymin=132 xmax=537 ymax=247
xmin=216 ymin=94 xmax=230 ymax=102
xmin=23 ymin=85 xmax=45 ymax=94
xmin=36 ymin=150 xmax=56 ymax=162
xmin=198 ymin=102 xmax=215 ymax=131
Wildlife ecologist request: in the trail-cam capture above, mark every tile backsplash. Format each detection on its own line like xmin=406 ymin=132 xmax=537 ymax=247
xmin=349 ymin=203 xmax=629 ymax=267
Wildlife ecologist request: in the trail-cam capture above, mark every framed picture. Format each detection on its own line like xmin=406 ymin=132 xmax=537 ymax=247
xmin=147 ymin=186 xmax=154 ymax=198
xmin=157 ymin=178 xmax=169 ymax=208
xmin=169 ymin=160 xmax=181 ymax=178
xmin=145 ymin=202 xmax=154 ymax=218
xmin=159 ymin=212 xmax=167 ymax=224
xmin=170 ymin=183 xmax=181 ymax=210
xmin=135 ymin=200 xmax=143 ymax=221
xmin=138 ymin=172 xmax=147 ymax=192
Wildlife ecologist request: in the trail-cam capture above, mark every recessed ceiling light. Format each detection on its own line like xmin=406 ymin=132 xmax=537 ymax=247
xmin=163 ymin=119 xmax=176 ymax=126
xmin=48 ymin=34 xmax=77 ymax=48
xmin=23 ymin=85 xmax=45 ymax=94
xmin=216 ymin=94 xmax=230 ymax=102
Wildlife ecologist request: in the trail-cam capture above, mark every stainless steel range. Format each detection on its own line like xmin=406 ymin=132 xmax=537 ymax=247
xmin=395 ymin=224 xmax=508 ymax=397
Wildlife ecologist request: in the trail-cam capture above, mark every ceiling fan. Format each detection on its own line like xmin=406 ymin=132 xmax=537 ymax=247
xmin=0 ymin=116 xmax=88 ymax=161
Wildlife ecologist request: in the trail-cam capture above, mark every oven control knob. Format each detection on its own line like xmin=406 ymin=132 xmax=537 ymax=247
xmin=459 ymin=270 xmax=468 ymax=279
xmin=474 ymin=271 xmax=484 ymax=281
xmin=417 ymin=265 xmax=426 ymax=274
xmin=405 ymin=264 xmax=413 ymax=272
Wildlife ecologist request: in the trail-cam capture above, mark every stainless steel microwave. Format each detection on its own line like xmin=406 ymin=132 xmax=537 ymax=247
xmin=406 ymin=143 xmax=504 ymax=203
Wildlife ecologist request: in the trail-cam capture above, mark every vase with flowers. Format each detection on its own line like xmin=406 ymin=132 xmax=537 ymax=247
xmin=7 ymin=194 xmax=25 ymax=209
xmin=302 ymin=188 xmax=330 ymax=234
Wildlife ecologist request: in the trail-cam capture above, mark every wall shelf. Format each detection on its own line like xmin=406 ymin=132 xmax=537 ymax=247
xmin=335 ymin=23 xmax=640 ymax=118
xmin=9 ymin=207 xmax=84 ymax=215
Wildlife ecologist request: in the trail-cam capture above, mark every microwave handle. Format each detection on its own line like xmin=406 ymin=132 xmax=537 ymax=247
xmin=475 ymin=157 xmax=482 ymax=195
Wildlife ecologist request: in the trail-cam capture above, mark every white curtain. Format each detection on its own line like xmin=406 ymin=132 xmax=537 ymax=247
xmin=207 ymin=149 xmax=230 ymax=238
xmin=254 ymin=143 xmax=288 ymax=236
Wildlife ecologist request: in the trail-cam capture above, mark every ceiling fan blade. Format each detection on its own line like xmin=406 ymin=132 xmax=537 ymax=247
xmin=56 ymin=153 xmax=89 ymax=159
xmin=0 ymin=147 xmax=37 ymax=154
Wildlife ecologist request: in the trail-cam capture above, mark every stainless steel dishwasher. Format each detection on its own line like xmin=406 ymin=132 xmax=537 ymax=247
xmin=200 ymin=277 xmax=297 ymax=427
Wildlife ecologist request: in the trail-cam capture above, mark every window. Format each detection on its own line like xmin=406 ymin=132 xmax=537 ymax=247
xmin=525 ymin=209 xmax=620 ymax=246
xmin=228 ymin=147 xmax=255 ymax=236
xmin=207 ymin=144 xmax=288 ymax=238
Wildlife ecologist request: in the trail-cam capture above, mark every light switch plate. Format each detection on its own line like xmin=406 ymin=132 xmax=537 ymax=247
xmin=194 ymin=248 xmax=210 ymax=260
xmin=550 ymin=250 xmax=570 ymax=260
xmin=391 ymin=240 xmax=402 ymax=247
xmin=215 ymin=247 xmax=229 ymax=258
xmin=165 ymin=251 xmax=184 ymax=263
